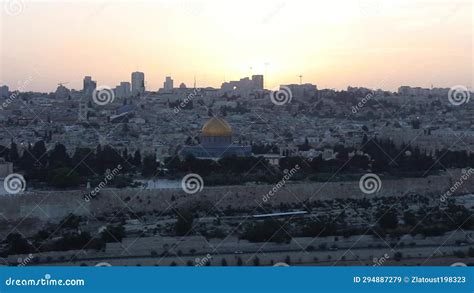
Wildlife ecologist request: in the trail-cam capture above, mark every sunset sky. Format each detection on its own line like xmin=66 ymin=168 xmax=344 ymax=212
xmin=0 ymin=0 xmax=472 ymax=92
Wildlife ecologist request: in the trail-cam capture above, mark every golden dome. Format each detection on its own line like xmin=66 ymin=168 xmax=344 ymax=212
xmin=202 ymin=116 xmax=232 ymax=137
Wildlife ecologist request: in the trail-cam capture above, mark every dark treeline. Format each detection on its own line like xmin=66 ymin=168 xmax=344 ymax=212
xmin=251 ymin=143 xmax=279 ymax=154
xmin=240 ymin=201 xmax=474 ymax=244
xmin=0 ymin=135 xmax=472 ymax=188
xmin=0 ymin=214 xmax=125 ymax=257
xmin=279 ymin=137 xmax=473 ymax=178
xmin=164 ymin=155 xmax=275 ymax=185
xmin=0 ymin=141 xmax=154 ymax=188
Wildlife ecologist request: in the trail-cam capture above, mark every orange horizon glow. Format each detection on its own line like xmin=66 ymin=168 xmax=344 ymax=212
xmin=0 ymin=0 xmax=472 ymax=92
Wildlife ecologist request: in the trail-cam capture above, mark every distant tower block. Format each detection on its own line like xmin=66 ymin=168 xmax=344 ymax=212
xmin=131 ymin=71 xmax=145 ymax=96
xmin=163 ymin=76 xmax=174 ymax=92
xmin=252 ymin=75 xmax=264 ymax=90
xmin=83 ymin=76 xmax=96 ymax=97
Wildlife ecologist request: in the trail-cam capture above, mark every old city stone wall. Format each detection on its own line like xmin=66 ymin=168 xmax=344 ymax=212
xmin=0 ymin=169 xmax=473 ymax=221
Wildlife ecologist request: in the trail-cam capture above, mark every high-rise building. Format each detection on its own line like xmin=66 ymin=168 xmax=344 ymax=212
xmin=398 ymin=86 xmax=449 ymax=97
xmin=120 ymin=82 xmax=131 ymax=96
xmin=220 ymin=75 xmax=265 ymax=96
xmin=83 ymin=76 xmax=96 ymax=97
xmin=163 ymin=76 xmax=174 ymax=92
xmin=131 ymin=72 xmax=145 ymax=96
xmin=252 ymin=75 xmax=264 ymax=90
xmin=282 ymin=84 xmax=317 ymax=98
xmin=115 ymin=82 xmax=131 ymax=98
xmin=0 ymin=85 xmax=9 ymax=98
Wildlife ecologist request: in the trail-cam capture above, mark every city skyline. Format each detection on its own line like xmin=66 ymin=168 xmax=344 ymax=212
xmin=0 ymin=0 xmax=473 ymax=275
xmin=1 ymin=0 xmax=472 ymax=92
xmin=1 ymin=69 xmax=472 ymax=95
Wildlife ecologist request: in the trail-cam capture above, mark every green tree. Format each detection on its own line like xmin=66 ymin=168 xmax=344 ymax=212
xmin=54 ymin=232 xmax=92 ymax=251
xmin=376 ymin=209 xmax=398 ymax=230
xmin=237 ymin=257 xmax=243 ymax=266
xmin=393 ymin=252 xmax=402 ymax=261
xmin=175 ymin=210 xmax=194 ymax=236
xmin=241 ymin=219 xmax=290 ymax=243
xmin=32 ymin=140 xmax=48 ymax=167
xmin=50 ymin=168 xmax=81 ymax=188
xmin=72 ymin=147 xmax=96 ymax=176
xmin=5 ymin=233 xmax=33 ymax=255
xmin=101 ymin=225 xmax=125 ymax=242
xmin=253 ymin=257 xmax=260 ymax=266
xmin=133 ymin=150 xmax=142 ymax=166
xmin=59 ymin=214 xmax=82 ymax=230
xmin=142 ymin=154 xmax=157 ymax=176
xmin=49 ymin=143 xmax=71 ymax=168
xmin=403 ymin=211 xmax=417 ymax=226
xmin=8 ymin=141 xmax=19 ymax=162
